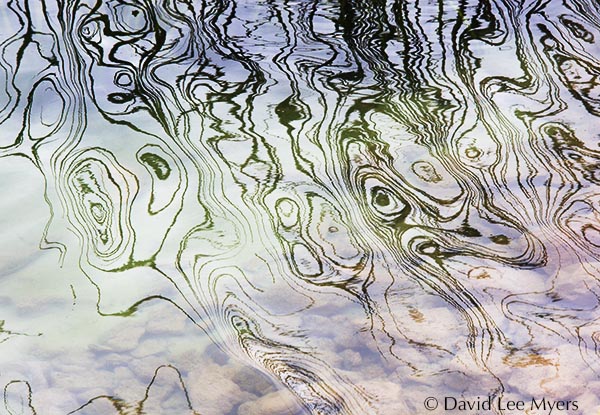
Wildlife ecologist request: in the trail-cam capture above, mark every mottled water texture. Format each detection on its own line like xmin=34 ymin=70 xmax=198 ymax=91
xmin=1 ymin=0 xmax=600 ymax=413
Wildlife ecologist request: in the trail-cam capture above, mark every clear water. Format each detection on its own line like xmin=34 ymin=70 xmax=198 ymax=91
xmin=1 ymin=0 xmax=600 ymax=414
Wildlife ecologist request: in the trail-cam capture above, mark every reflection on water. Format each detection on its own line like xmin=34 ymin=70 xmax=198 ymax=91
xmin=1 ymin=0 xmax=600 ymax=413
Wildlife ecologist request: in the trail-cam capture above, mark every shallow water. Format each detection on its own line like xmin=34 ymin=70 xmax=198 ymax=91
xmin=1 ymin=0 xmax=600 ymax=414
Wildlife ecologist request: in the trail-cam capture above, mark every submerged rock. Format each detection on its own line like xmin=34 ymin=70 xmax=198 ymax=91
xmin=237 ymin=390 xmax=305 ymax=415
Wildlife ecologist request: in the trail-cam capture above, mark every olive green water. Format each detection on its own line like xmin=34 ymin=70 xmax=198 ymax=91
xmin=1 ymin=0 xmax=600 ymax=414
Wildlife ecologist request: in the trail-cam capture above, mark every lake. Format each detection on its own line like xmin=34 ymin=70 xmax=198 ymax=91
xmin=1 ymin=0 xmax=600 ymax=414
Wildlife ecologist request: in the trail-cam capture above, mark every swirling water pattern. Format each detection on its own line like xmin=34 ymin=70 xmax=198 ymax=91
xmin=1 ymin=0 xmax=600 ymax=413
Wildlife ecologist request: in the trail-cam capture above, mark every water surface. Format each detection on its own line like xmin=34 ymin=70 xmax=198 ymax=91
xmin=1 ymin=0 xmax=600 ymax=413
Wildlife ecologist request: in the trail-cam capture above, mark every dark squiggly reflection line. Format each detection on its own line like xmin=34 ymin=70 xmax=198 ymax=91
xmin=67 ymin=366 xmax=200 ymax=415
xmin=3 ymin=380 xmax=37 ymax=415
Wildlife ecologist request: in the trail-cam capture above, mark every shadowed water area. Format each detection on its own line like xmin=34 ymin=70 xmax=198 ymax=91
xmin=1 ymin=0 xmax=600 ymax=413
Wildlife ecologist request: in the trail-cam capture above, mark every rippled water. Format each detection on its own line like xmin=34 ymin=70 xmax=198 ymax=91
xmin=2 ymin=0 xmax=600 ymax=414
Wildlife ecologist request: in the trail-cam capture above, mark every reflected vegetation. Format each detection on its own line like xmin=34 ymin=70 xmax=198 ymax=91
xmin=1 ymin=0 xmax=600 ymax=413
